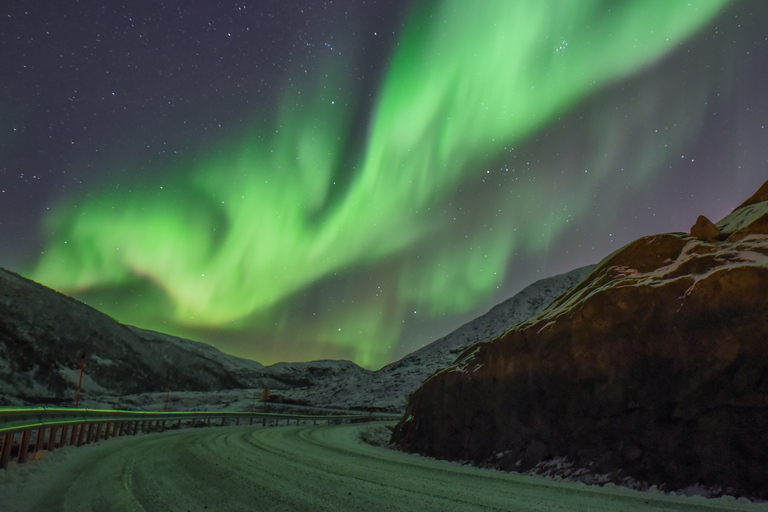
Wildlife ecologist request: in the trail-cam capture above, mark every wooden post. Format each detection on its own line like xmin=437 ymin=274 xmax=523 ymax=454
xmin=59 ymin=425 xmax=69 ymax=449
xmin=18 ymin=430 xmax=32 ymax=463
xmin=1 ymin=433 xmax=14 ymax=469
xmin=262 ymin=388 xmax=270 ymax=411
xmin=77 ymin=424 xmax=86 ymax=446
xmin=103 ymin=422 xmax=111 ymax=440
xmin=34 ymin=428 xmax=45 ymax=453
xmin=70 ymin=424 xmax=79 ymax=446
xmin=49 ymin=426 xmax=58 ymax=449
xmin=177 ymin=419 xmax=182 ymax=429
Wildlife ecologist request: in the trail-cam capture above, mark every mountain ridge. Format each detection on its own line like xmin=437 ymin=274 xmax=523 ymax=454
xmin=0 ymin=262 xmax=593 ymax=410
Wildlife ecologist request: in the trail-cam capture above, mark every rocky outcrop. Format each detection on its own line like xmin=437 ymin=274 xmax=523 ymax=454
xmin=689 ymin=214 xmax=720 ymax=240
xmin=393 ymin=181 xmax=768 ymax=499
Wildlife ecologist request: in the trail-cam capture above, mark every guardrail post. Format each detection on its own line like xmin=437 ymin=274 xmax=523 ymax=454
xmin=70 ymin=424 xmax=79 ymax=446
xmin=59 ymin=425 xmax=69 ymax=449
xmin=49 ymin=426 xmax=58 ymax=449
xmin=77 ymin=423 xmax=87 ymax=446
xmin=79 ymin=423 xmax=88 ymax=446
xmin=1 ymin=433 xmax=14 ymax=469
xmin=104 ymin=422 xmax=111 ymax=440
xmin=34 ymin=428 xmax=44 ymax=452
xmin=18 ymin=430 xmax=32 ymax=464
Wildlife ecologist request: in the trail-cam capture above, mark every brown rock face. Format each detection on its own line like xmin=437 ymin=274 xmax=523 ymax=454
xmin=689 ymin=215 xmax=720 ymax=240
xmin=393 ymin=184 xmax=768 ymax=499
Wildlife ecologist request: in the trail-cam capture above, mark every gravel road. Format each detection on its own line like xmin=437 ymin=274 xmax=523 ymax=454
xmin=1 ymin=422 xmax=765 ymax=511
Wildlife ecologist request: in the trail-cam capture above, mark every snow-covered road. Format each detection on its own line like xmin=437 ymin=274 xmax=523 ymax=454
xmin=1 ymin=422 xmax=765 ymax=511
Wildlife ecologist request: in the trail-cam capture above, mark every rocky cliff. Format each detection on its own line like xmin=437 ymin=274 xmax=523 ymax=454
xmin=393 ymin=182 xmax=768 ymax=499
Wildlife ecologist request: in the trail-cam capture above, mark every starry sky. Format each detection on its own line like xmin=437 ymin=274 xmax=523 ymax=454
xmin=1 ymin=0 xmax=767 ymax=369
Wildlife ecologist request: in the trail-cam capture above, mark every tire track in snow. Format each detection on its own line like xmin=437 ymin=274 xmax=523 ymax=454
xmin=1 ymin=422 xmax=766 ymax=512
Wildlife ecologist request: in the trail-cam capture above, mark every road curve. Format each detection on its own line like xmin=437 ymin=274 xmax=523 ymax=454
xmin=1 ymin=422 xmax=766 ymax=512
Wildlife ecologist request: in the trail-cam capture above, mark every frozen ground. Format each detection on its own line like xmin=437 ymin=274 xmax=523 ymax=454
xmin=1 ymin=422 xmax=765 ymax=512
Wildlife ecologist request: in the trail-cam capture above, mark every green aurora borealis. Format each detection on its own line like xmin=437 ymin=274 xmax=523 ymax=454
xmin=28 ymin=0 xmax=732 ymax=367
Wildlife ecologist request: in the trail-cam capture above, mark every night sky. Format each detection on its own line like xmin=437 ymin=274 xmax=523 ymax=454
xmin=2 ymin=1 xmax=767 ymax=369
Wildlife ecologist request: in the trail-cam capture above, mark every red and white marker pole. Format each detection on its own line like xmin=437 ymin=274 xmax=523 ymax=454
xmin=74 ymin=350 xmax=86 ymax=408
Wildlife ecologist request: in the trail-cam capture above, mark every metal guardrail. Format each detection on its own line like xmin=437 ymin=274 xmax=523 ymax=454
xmin=0 ymin=407 xmax=401 ymax=469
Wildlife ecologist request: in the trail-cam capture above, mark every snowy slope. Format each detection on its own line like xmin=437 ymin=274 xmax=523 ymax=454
xmin=91 ymin=265 xmax=594 ymax=413
xmin=0 ymin=268 xmax=267 ymax=404
xmin=279 ymin=265 xmax=594 ymax=410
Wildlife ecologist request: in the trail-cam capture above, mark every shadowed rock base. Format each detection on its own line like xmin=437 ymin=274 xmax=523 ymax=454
xmin=393 ymin=181 xmax=768 ymax=500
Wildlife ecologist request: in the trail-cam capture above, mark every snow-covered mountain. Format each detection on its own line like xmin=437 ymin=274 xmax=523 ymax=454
xmin=0 ymin=262 xmax=593 ymax=411
xmin=278 ymin=265 xmax=594 ymax=410
xmin=0 ymin=268 xmax=266 ymax=405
